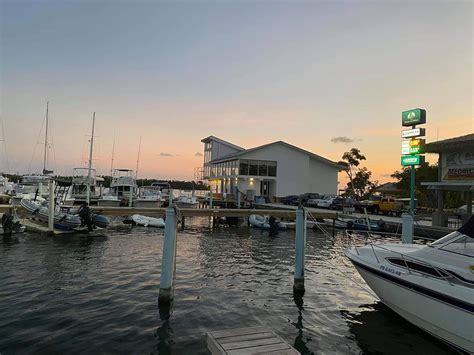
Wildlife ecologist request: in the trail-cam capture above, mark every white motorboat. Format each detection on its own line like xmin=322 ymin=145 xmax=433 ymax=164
xmin=174 ymin=196 xmax=198 ymax=208
xmin=71 ymin=168 xmax=100 ymax=203
xmin=134 ymin=186 xmax=165 ymax=208
xmin=345 ymin=217 xmax=474 ymax=353
xmin=97 ymin=193 xmax=121 ymax=207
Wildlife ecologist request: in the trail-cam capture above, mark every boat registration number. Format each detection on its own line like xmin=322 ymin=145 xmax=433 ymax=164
xmin=380 ymin=265 xmax=401 ymax=276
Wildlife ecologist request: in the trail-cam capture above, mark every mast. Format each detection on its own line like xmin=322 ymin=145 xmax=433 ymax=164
xmin=135 ymin=136 xmax=142 ymax=181
xmin=43 ymin=101 xmax=49 ymax=174
xmin=86 ymin=112 xmax=95 ymax=205
xmin=110 ymin=134 xmax=115 ymax=177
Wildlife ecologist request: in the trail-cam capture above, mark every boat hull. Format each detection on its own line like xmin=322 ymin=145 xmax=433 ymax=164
xmin=350 ymin=259 xmax=474 ymax=353
xmin=133 ymin=200 xmax=164 ymax=208
xmin=97 ymin=199 xmax=121 ymax=207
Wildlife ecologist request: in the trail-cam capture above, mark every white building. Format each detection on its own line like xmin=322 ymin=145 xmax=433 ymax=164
xmin=201 ymin=136 xmax=341 ymax=201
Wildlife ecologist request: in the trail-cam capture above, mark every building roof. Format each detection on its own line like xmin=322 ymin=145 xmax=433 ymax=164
xmin=375 ymin=182 xmax=402 ymax=194
xmin=209 ymin=140 xmax=343 ymax=169
xmin=200 ymin=136 xmax=245 ymax=151
xmin=425 ymin=133 xmax=474 ymax=153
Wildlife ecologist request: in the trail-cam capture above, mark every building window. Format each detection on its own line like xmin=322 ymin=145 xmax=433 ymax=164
xmin=239 ymin=160 xmax=249 ymax=175
xmin=268 ymin=161 xmax=277 ymax=177
xmin=258 ymin=162 xmax=267 ymax=176
xmin=249 ymin=160 xmax=258 ymax=175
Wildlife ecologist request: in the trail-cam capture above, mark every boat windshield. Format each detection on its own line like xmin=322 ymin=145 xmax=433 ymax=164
xmin=430 ymin=232 xmax=474 ymax=257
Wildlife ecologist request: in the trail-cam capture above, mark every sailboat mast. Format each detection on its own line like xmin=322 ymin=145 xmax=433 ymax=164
xmin=43 ymin=101 xmax=49 ymax=173
xmin=86 ymin=112 xmax=95 ymax=204
xmin=135 ymin=136 xmax=142 ymax=181
xmin=110 ymin=134 xmax=115 ymax=177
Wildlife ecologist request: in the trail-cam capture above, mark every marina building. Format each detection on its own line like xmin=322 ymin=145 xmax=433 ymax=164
xmin=201 ymin=136 xmax=341 ymax=201
xmin=422 ymin=133 xmax=474 ymax=226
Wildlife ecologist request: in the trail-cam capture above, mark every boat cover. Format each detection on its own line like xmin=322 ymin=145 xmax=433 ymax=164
xmin=458 ymin=215 xmax=474 ymax=238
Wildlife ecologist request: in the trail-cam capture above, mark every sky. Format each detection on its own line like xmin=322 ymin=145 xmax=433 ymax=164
xmin=0 ymin=0 xmax=472 ymax=184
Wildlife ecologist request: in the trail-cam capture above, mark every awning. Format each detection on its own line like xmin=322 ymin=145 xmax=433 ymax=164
xmin=420 ymin=181 xmax=474 ymax=191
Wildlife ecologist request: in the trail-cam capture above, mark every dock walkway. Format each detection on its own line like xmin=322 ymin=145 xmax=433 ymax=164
xmin=207 ymin=326 xmax=299 ymax=355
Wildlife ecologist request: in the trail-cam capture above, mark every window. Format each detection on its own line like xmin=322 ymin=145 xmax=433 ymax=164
xmin=268 ymin=162 xmax=277 ymax=177
xmin=387 ymin=258 xmax=449 ymax=278
xmin=258 ymin=162 xmax=267 ymax=176
xmin=239 ymin=160 xmax=249 ymax=175
xmin=249 ymin=160 xmax=258 ymax=175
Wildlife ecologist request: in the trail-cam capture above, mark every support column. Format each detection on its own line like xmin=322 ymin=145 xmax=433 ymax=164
xmin=294 ymin=208 xmax=306 ymax=292
xmin=237 ymin=191 xmax=241 ymax=209
xmin=159 ymin=207 xmax=177 ymax=305
xmin=48 ymin=180 xmax=55 ymax=233
xmin=401 ymin=213 xmax=413 ymax=244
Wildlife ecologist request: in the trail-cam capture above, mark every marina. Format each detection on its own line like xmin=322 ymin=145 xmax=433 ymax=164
xmin=1 ymin=1 xmax=472 ymax=354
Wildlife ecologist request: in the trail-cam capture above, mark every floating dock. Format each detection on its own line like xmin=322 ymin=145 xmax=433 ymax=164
xmin=207 ymin=326 xmax=299 ymax=355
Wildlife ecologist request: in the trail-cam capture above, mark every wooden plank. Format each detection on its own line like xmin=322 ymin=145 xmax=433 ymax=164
xmin=207 ymin=332 xmax=227 ymax=355
xmin=226 ymin=342 xmax=291 ymax=355
xmin=210 ymin=327 xmax=268 ymax=339
xmin=218 ymin=332 xmax=274 ymax=344
xmin=222 ymin=337 xmax=281 ymax=350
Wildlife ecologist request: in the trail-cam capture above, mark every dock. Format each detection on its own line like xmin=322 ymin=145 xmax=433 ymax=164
xmin=207 ymin=327 xmax=299 ymax=355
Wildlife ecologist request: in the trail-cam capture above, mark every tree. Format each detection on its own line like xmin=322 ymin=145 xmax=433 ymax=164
xmin=347 ymin=167 xmax=378 ymax=199
xmin=391 ymin=162 xmax=441 ymax=207
xmin=338 ymin=148 xmax=367 ymax=198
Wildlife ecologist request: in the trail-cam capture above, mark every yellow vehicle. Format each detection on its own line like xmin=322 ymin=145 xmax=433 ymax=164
xmin=377 ymin=196 xmax=404 ymax=216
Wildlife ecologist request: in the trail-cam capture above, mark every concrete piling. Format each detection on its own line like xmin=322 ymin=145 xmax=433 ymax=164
xmin=401 ymin=213 xmax=414 ymax=244
xmin=159 ymin=207 xmax=178 ymax=305
xmin=294 ymin=207 xmax=306 ymax=292
xmin=48 ymin=180 xmax=55 ymax=232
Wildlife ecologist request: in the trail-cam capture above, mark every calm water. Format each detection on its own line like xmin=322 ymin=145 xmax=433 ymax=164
xmin=0 ymin=218 xmax=454 ymax=354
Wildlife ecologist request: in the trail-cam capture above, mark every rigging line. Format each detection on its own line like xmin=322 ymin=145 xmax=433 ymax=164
xmin=0 ymin=118 xmax=10 ymax=172
xmin=27 ymin=106 xmax=47 ymax=174
xmin=46 ymin=105 xmax=57 ymax=173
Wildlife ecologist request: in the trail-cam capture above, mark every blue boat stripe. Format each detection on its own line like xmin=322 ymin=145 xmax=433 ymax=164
xmin=350 ymin=259 xmax=474 ymax=313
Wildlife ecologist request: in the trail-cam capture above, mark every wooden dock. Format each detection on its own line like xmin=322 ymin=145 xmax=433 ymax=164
xmin=207 ymin=327 xmax=299 ymax=355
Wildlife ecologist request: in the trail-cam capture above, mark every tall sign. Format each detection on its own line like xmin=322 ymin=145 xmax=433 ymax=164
xmin=401 ymin=108 xmax=427 ymax=215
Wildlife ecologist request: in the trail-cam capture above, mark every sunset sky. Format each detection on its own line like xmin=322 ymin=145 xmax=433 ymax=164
xmin=1 ymin=0 xmax=472 ymax=184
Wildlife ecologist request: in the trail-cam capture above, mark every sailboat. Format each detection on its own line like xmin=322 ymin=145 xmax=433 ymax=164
xmin=12 ymin=102 xmax=54 ymax=204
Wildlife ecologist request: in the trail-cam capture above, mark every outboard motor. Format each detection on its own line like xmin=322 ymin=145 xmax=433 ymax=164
xmin=377 ymin=219 xmax=385 ymax=230
xmin=269 ymin=216 xmax=279 ymax=237
xmin=77 ymin=203 xmax=94 ymax=231
xmin=2 ymin=211 xmax=14 ymax=237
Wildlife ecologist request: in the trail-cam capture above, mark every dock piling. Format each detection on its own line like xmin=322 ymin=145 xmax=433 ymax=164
xmin=294 ymin=207 xmax=306 ymax=292
xmin=401 ymin=213 xmax=414 ymax=243
xmin=48 ymin=180 xmax=55 ymax=232
xmin=159 ymin=207 xmax=178 ymax=305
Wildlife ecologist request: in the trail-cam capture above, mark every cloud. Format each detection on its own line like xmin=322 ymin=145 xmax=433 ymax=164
xmin=330 ymin=136 xmax=354 ymax=143
xmin=159 ymin=152 xmax=173 ymax=157
xmin=195 ymin=152 xmax=203 ymax=157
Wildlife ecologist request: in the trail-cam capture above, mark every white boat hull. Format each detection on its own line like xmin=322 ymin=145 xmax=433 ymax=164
xmin=352 ymin=262 xmax=474 ymax=353
xmin=97 ymin=199 xmax=121 ymax=207
xmin=133 ymin=200 xmax=164 ymax=208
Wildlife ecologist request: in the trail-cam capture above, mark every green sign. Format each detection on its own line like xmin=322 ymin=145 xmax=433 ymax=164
xmin=402 ymin=108 xmax=426 ymax=127
xmin=401 ymin=155 xmax=425 ymax=166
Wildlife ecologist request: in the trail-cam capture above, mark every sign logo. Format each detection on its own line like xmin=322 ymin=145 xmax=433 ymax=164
xmin=402 ymin=108 xmax=426 ymax=127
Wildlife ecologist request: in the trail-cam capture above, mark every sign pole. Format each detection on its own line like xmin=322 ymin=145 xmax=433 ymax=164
xmin=410 ymin=165 xmax=415 ymax=214
xmin=401 ymin=108 xmax=426 ymax=244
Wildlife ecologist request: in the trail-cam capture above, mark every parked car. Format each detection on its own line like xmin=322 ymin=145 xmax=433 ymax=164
xmin=318 ymin=197 xmax=336 ymax=209
xmin=280 ymin=195 xmax=299 ymax=205
xmin=329 ymin=197 xmax=355 ymax=211
xmin=297 ymin=193 xmax=320 ymax=206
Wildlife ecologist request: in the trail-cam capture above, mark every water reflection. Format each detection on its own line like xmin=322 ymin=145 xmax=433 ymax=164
xmin=342 ymin=303 xmax=453 ymax=354
xmin=292 ymin=289 xmax=314 ymax=355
